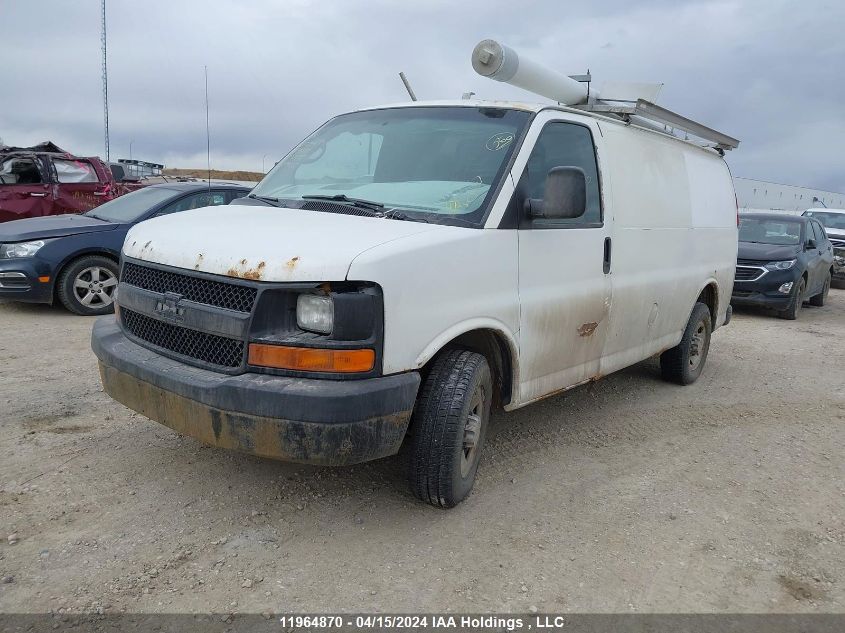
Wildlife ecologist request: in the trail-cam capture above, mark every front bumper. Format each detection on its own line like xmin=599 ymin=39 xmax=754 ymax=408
xmin=731 ymin=267 xmax=801 ymax=310
xmin=0 ymin=258 xmax=53 ymax=303
xmin=91 ymin=317 xmax=421 ymax=465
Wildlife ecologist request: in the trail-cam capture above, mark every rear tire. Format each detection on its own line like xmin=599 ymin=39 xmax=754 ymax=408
xmin=778 ymin=277 xmax=805 ymax=320
xmin=56 ymin=255 xmax=119 ymax=316
xmin=809 ymin=273 xmax=831 ymax=307
xmin=660 ymin=302 xmax=712 ymax=385
xmin=408 ymin=349 xmax=492 ymax=508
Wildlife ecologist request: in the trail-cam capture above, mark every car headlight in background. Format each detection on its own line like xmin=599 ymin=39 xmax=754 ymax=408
xmin=765 ymin=259 xmax=797 ymax=271
xmin=0 ymin=240 xmax=47 ymax=259
xmin=297 ymin=294 xmax=334 ymax=334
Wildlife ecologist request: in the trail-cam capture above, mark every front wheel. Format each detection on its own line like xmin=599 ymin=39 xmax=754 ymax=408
xmin=809 ymin=272 xmax=831 ymax=307
xmin=778 ymin=277 xmax=805 ymax=320
xmin=56 ymin=255 xmax=119 ymax=316
xmin=408 ymin=349 xmax=492 ymax=508
xmin=660 ymin=302 xmax=712 ymax=385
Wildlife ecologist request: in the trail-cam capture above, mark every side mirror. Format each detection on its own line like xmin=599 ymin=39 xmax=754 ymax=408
xmin=524 ymin=166 xmax=587 ymax=220
xmin=805 ymin=239 xmax=817 ymax=250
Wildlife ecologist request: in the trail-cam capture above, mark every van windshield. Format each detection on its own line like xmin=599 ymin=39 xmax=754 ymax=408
xmin=251 ymin=106 xmax=530 ymax=228
xmin=738 ymin=217 xmax=802 ymax=246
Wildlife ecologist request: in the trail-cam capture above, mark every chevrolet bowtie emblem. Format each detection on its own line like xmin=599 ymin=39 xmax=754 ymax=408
xmin=154 ymin=291 xmax=185 ymax=322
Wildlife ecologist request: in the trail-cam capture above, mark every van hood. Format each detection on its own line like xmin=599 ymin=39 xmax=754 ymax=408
xmin=122 ymin=204 xmax=443 ymax=281
xmin=737 ymin=241 xmax=800 ymax=262
xmin=0 ymin=214 xmax=117 ymax=242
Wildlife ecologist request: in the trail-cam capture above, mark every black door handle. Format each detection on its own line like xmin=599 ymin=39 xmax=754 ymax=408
xmin=603 ymin=237 xmax=612 ymax=274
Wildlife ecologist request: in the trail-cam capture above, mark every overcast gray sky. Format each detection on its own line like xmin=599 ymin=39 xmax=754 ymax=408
xmin=3 ymin=0 xmax=843 ymax=191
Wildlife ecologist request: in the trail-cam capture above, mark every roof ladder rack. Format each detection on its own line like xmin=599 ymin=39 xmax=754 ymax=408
xmin=574 ymin=99 xmax=740 ymax=152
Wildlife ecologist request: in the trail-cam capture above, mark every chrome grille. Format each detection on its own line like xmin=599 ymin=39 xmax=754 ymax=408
xmin=735 ymin=265 xmax=766 ymax=282
xmin=122 ymin=262 xmax=256 ymax=313
xmin=121 ymin=308 xmax=244 ymax=369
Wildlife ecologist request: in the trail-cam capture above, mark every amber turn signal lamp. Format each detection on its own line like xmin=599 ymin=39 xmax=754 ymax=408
xmin=38 ymin=276 xmax=50 ymax=283
xmin=248 ymin=344 xmax=375 ymax=373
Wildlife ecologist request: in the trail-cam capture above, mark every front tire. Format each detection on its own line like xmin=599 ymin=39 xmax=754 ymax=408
xmin=56 ymin=255 xmax=119 ymax=316
xmin=809 ymin=272 xmax=831 ymax=307
xmin=408 ymin=349 xmax=492 ymax=508
xmin=778 ymin=277 xmax=805 ymax=320
xmin=660 ymin=302 xmax=712 ymax=385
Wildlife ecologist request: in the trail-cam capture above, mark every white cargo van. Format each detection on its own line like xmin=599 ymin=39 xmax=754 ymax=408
xmin=92 ymin=43 xmax=739 ymax=507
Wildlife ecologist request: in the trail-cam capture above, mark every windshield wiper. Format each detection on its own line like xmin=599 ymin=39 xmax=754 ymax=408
xmin=248 ymin=194 xmax=285 ymax=207
xmin=302 ymin=194 xmax=384 ymax=213
xmin=380 ymin=209 xmax=429 ymax=223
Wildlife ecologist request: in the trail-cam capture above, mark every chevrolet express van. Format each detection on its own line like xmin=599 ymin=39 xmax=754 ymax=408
xmin=92 ymin=98 xmax=738 ymax=507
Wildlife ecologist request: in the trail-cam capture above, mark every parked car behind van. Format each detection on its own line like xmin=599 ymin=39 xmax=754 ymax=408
xmin=731 ymin=213 xmax=834 ymax=319
xmin=92 ymin=100 xmax=738 ymax=507
xmin=0 ymin=182 xmax=249 ymax=314
xmin=803 ymin=208 xmax=845 ymax=287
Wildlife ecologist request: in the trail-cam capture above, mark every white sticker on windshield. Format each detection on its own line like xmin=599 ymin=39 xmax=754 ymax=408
xmin=486 ymin=132 xmax=514 ymax=151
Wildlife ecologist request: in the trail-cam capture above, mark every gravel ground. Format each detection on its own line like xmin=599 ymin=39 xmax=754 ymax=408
xmin=0 ymin=291 xmax=843 ymax=615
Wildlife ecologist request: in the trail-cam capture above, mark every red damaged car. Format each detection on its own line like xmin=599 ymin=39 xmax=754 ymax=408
xmin=0 ymin=142 xmax=146 ymax=222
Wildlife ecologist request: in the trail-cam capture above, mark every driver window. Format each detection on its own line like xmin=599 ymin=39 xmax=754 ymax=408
xmin=521 ymin=122 xmax=601 ymax=226
xmin=812 ymin=221 xmax=826 ymax=243
xmin=0 ymin=157 xmax=43 ymax=185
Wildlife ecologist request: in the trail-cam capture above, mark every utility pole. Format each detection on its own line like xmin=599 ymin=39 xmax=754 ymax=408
xmin=101 ymin=0 xmax=110 ymax=160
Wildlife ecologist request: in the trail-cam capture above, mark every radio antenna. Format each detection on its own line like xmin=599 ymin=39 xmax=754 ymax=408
xmin=399 ymin=72 xmax=417 ymax=101
xmin=204 ymin=65 xmax=211 ymax=190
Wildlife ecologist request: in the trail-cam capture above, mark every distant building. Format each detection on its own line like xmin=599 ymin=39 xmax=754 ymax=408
xmin=734 ymin=177 xmax=845 ymax=214
xmin=116 ymin=159 xmax=163 ymax=180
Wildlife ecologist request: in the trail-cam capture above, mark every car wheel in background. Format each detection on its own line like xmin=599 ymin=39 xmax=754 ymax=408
xmin=778 ymin=277 xmax=806 ymax=320
xmin=660 ymin=302 xmax=712 ymax=385
xmin=408 ymin=349 xmax=493 ymax=508
xmin=809 ymin=272 xmax=831 ymax=307
xmin=56 ymin=255 xmax=119 ymax=316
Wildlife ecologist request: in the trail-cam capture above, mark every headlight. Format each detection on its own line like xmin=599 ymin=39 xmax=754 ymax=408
xmin=297 ymin=294 xmax=334 ymax=334
xmin=765 ymin=259 xmax=797 ymax=271
xmin=0 ymin=240 xmax=47 ymax=259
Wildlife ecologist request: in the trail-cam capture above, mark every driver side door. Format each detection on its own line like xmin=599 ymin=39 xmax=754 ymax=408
xmin=0 ymin=155 xmax=53 ymax=221
xmin=514 ymin=115 xmax=612 ymax=404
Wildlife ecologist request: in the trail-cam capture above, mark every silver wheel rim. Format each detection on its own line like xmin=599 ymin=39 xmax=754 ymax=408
xmin=688 ymin=322 xmax=706 ymax=371
xmin=796 ymin=282 xmax=804 ymax=314
xmin=461 ymin=389 xmax=484 ymax=478
xmin=73 ymin=266 xmax=117 ymax=308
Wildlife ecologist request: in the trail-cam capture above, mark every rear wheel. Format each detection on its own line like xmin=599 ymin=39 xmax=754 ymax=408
xmin=809 ymin=272 xmax=831 ymax=307
xmin=660 ymin=302 xmax=712 ymax=385
xmin=778 ymin=277 xmax=805 ymax=320
xmin=408 ymin=349 xmax=492 ymax=508
xmin=56 ymin=255 xmax=119 ymax=316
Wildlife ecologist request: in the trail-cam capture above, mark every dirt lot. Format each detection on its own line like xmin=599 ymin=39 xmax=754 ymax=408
xmin=0 ymin=292 xmax=843 ymax=615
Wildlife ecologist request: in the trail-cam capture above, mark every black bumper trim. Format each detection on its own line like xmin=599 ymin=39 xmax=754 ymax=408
xmin=91 ymin=317 xmax=420 ymax=465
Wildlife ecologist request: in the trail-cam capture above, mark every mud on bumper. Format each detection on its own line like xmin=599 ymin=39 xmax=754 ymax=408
xmin=91 ymin=317 xmax=420 ymax=465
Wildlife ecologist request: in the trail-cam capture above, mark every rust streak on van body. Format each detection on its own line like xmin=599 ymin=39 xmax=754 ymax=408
xmin=578 ymin=322 xmax=599 ymax=337
xmin=227 ymin=260 xmax=266 ymax=280
xmin=285 ymin=256 xmax=300 ymax=270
